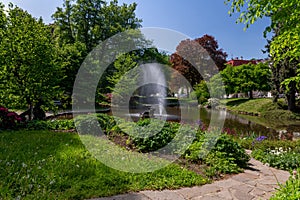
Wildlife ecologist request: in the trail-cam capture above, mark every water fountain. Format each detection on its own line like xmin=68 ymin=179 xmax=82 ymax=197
xmin=111 ymin=63 xmax=181 ymax=122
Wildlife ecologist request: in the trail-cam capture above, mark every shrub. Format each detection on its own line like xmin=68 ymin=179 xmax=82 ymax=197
xmin=184 ymin=133 xmax=250 ymax=176
xmin=124 ymin=119 xmax=181 ymax=152
xmin=0 ymin=106 xmax=23 ymax=130
xmin=207 ymin=98 xmax=220 ymax=108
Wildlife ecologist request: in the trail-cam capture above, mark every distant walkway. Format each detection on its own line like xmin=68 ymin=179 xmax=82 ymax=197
xmin=89 ymin=151 xmax=291 ymax=200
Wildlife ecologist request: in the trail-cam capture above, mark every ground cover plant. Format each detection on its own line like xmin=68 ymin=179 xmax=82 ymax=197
xmin=0 ymin=113 xmax=250 ymax=199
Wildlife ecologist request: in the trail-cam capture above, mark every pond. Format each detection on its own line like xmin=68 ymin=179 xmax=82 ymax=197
xmin=52 ymin=104 xmax=300 ymax=140
xmin=112 ymin=105 xmax=300 ymax=140
xmin=183 ymin=107 xmax=300 ymax=140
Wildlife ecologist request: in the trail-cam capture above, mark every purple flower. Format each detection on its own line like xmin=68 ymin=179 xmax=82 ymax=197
xmin=255 ymin=136 xmax=267 ymax=141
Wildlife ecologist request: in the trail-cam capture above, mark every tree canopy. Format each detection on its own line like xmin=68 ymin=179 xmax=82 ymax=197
xmin=170 ymin=34 xmax=227 ymax=88
xmin=226 ymin=0 xmax=300 ymax=111
xmin=0 ymin=4 xmax=61 ymax=119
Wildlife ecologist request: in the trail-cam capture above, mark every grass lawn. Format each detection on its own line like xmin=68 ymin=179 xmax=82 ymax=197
xmin=221 ymin=98 xmax=300 ymax=120
xmin=0 ymin=130 xmax=208 ymax=200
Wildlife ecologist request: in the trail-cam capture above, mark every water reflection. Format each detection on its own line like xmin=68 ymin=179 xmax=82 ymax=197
xmin=109 ymin=106 xmax=300 ymax=140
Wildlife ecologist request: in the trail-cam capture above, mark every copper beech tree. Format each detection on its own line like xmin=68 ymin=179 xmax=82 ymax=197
xmin=170 ymin=35 xmax=228 ymax=89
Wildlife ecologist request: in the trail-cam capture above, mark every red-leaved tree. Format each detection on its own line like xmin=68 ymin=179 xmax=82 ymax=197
xmin=170 ymin=35 xmax=228 ymax=88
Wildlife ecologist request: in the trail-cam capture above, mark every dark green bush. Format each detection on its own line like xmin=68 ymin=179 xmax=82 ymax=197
xmin=125 ymin=119 xmax=182 ymax=152
xmin=183 ymin=133 xmax=250 ymax=177
xmin=211 ymin=134 xmax=250 ymax=168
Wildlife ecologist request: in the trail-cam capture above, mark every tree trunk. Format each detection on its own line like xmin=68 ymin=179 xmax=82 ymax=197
xmin=249 ymin=90 xmax=253 ymax=99
xmin=29 ymin=103 xmax=34 ymax=121
xmin=287 ymin=82 xmax=296 ymax=112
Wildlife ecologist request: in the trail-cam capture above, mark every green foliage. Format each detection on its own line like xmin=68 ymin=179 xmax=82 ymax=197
xmin=118 ymin=119 xmax=182 ymax=152
xmin=207 ymin=73 xmax=226 ymax=99
xmin=204 ymin=151 xmax=241 ymax=177
xmin=26 ymin=119 xmax=75 ymax=131
xmin=220 ymin=63 xmax=271 ymax=98
xmin=192 ymin=80 xmax=210 ymax=104
xmin=74 ymin=114 xmax=116 ymax=135
xmin=184 ymin=133 xmax=250 ymax=176
xmin=52 ymin=0 xmax=142 ymax=105
xmin=0 ymin=4 xmax=61 ymax=112
xmin=270 ymin=169 xmax=300 ymax=200
xmin=226 ymin=0 xmax=300 ymax=111
xmin=251 ymin=139 xmax=300 ymax=170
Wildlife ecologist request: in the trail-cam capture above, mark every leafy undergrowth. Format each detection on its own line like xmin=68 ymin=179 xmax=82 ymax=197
xmin=270 ymin=168 xmax=300 ymax=200
xmin=223 ymin=98 xmax=300 ymax=120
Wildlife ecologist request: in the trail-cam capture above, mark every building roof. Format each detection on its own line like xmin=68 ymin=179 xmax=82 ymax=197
xmin=226 ymin=59 xmax=258 ymax=67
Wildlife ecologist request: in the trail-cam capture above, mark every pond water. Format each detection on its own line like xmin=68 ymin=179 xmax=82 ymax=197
xmin=113 ymin=106 xmax=300 ymax=140
xmin=54 ymin=104 xmax=300 ymax=140
xmin=189 ymin=107 xmax=300 ymax=140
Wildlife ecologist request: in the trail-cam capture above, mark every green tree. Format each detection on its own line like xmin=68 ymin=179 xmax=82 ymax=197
xmin=52 ymin=0 xmax=142 ymax=105
xmin=225 ymin=0 xmax=300 ymax=111
xmin=220 ymin=63 xmax=271 ymax=98
xmin=192 ymin=81 xmax=210 ymax=104
xmin=0 ymin=4 xmax=61 ymax=119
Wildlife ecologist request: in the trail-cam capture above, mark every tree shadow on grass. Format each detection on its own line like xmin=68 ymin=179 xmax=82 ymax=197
xmin=226 ymin=98 xmax=250 ymax=107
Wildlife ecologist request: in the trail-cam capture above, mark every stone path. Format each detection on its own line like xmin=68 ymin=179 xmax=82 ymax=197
xmin=89 ymin=153 xmax=291 ymax=200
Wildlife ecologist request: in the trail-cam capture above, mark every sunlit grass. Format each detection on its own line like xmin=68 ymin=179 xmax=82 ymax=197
xmin=0 ymin=130 xmax=207 ymax=199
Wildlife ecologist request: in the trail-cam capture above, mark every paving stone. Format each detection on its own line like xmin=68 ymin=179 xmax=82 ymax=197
xmin=250 ymin=188 xmax=266 ymax=197
xmin=140 ymin=190 xmax=184 ymax=200
xmin=244 ymin=169 xmax=261 ymax=176
xmin=215 ymin=189 xmax=234 ymax=199
xmin=232 ymin=173 xmax=259 ymax=183
xmin=257 ymin=178 xmax=279 ymax=185
xmin=178 ymin=184 xmax=221 ymax=199
xmin=89 ymin=193 xmax=150 ymax=200
xmin=254 ymin=183 xmax=276 ymax=192
xmin=231 ymin=184 xmax=254 ymax=194
xmin=214 ymin=179 xmax=241 ymax=188
xmin=191 ymin=195 xmax=224 ymax=200
xmin=232 ymin=190 xmax=255 ymax=200
xmin=177 ymin=187 xmax=200 ymax=199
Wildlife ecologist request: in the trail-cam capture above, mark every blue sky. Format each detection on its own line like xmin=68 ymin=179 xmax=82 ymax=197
xmin=1 ymin=0 xmax=271 ymax=60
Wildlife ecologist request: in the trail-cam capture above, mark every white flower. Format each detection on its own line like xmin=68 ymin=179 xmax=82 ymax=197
xmin=22 ymin=163 xmax=27 ymax=168
xmin=49 ymin=180 xmax=55 ymax=185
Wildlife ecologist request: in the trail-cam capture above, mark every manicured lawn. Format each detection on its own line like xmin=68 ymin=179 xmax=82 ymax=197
xmin=0 ymin=130 xmax=207 ymax=200
xmin=222 ymin=98 xmax=300 ymax=120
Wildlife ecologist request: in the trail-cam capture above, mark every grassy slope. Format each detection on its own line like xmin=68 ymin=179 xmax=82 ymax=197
xmin=221 ymin=98 xmax=300 ymax=120
xmin=0 ymin=131 xmax=207 ymax=200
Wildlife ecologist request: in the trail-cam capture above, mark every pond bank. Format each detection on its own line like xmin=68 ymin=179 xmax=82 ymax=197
xmin=221 ymin=98 xmax=300 ymax=121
